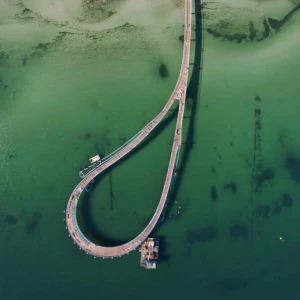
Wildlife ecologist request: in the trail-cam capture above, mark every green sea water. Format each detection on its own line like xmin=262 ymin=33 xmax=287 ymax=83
xmin=1 ymin=1 xmax=300 ymax=299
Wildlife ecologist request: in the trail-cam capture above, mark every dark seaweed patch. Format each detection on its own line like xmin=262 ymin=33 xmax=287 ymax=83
xmin=83 ymin=132 xmax=92 ymax=140
xmin=229 ymin=225 xmax=248 ymax=239
xmin=227 ymin=33 xmax=247 ymax=44
xmin=255 ymin=108 xmax=261 ymax=116
xmin=211 ymin=185 xmax=218 ymax=201
xmin=268 ymin=18 xmax=281 ymax=30
xmin=19 ymin=209 xmax=26 ymax=218
xmin=119 ymin=137 xmax=126 ymax=144
xmin=282 ymin=193 xmax=293 ymax=207
xmin=47 ymin=186 xmax=54 ymax=193
xmin=286 ymin=155 xmax=300 ymax=183
xmin=206 ymin=28 xmax=247 ymax=43
xmin=206 ymin=28 xmax=222 ymax=38
xmin=25 ymin=212 xmax=41 ymax=234
xmin=211 ymin=166 xmax=216 ymax=175
xmin=262 ymin=205 xmax=270 ymax=218
xmin=273 ymin=205 xmax=282 ymax=215
xmin=213 ymin=279 xmax=248 ymax=293
xmin=249 ymin=21 xmax=258 ymax=42
xmin=23 ymin=8 xmax=32 ymax=14
xmin=268 ymin=3 xmax=300 ymax=31
xmin=205 ymin=3 xmax=300 ymax=44
xmin=159 ymin=64 xmax=169 ymax=78
xmin=4 ymin=215 xmax=17 ymax=225
xmin=278 ymin=130 xmax=288 ymax=148
xmin=254 ymin=204 xmax=270 ymax=218
xmin=187 ymin=226 xmax=218 ymax=243
xmin=22 ymin=57 xmax=28 ymax=66
xmin=256 ymin=168 xmax=275 ymax=188
xmin=251 ymin=95 xmax=263 ymax=199
xmin=35 ymin=43 xmax=50 ymax=51
xmin=255 ymin=96 xmax=261 ymax=102
xmin=0 ymin=51 xmax=8 ymax=67
xmin=224 ymin=181 xmax=237 ymax=193
xmin=260 ymin=19 xmax=271 ymax=40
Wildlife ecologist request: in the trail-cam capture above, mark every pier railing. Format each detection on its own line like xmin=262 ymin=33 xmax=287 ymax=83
xmin=79 ymin=129 xmax=145 ymax=178
xmin=66 ymin=0 xmax=192 ymax=258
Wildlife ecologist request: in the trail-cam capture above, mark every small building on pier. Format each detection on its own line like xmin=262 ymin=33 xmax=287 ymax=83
xmin=89 ymin=155 xmax=101 ymax=164
xmin=140 ymin=238 xmax=159 ymax=269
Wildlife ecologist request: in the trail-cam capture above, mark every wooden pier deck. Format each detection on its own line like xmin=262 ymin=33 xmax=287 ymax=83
xmin=65 ymin=0 xmax=192 ymax=258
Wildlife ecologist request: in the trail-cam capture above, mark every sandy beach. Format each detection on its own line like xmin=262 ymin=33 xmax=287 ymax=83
xmin=1 ymin=0 xmax=299 ymax=53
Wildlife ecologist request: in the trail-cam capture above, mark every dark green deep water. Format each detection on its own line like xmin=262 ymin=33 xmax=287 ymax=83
xmin=1 ymin=1 xmax=300 ymax=299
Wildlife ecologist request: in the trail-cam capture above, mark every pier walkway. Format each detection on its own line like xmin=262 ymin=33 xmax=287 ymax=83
xmin=66 ymin=0 xmax=192 ymax=258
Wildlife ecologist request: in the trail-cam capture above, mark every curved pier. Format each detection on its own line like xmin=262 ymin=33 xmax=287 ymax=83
xmin=66 ymin=0 xmax=192 ymax=258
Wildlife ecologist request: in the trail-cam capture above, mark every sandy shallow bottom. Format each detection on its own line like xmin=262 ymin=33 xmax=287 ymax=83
xmin=0 ymin=0 xmax=300 ymax=299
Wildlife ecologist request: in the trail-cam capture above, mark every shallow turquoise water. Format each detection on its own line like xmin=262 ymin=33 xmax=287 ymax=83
xmin=1 ymin=2 xmax=300 ymax=300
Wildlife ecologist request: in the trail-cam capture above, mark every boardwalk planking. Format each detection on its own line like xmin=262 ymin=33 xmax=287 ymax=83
xmin=66 ymin=0 xmax=192 ymax=258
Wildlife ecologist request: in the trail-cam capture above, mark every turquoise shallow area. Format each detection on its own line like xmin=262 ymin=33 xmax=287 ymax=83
xmin=1 ymin=2 xmax=300 ymax=300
